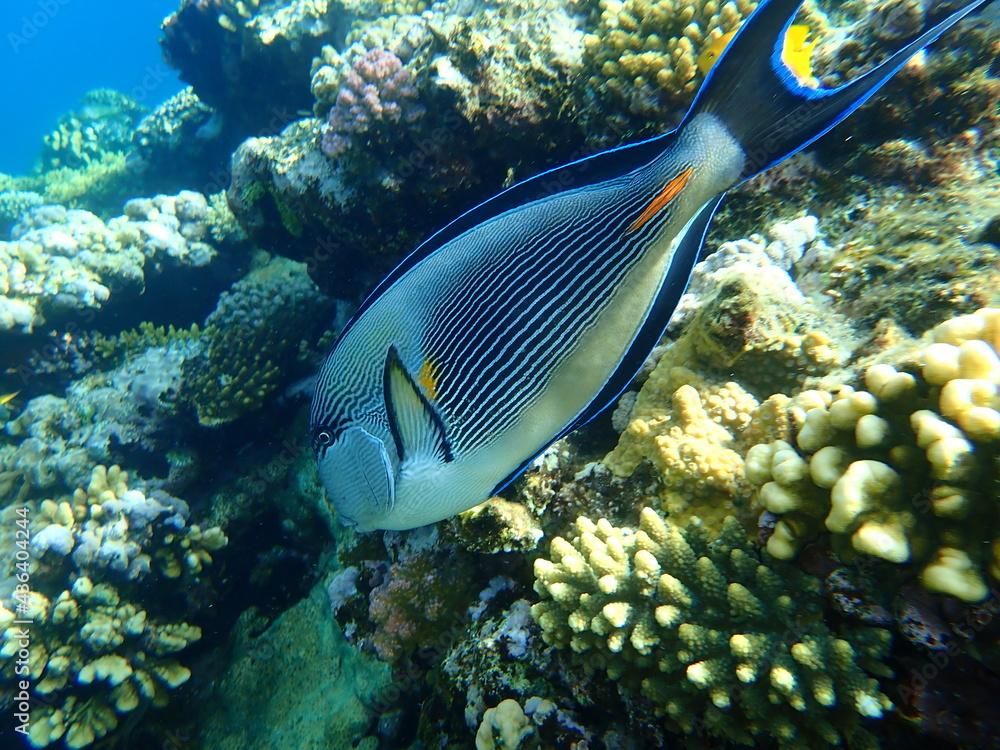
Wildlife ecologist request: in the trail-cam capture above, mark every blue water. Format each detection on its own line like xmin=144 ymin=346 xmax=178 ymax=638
xmin=0 ymin=0 xmax=182 ymax=175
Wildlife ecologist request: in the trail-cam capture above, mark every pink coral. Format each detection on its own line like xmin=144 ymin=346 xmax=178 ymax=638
xmin=320 ymin=48 xmax=425 ymax=158
xmin=367 ymin=553 xmax=471 ymax=662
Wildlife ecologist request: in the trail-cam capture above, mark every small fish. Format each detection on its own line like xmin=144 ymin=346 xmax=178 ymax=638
xmin=311 ymin=0 xmax=989 ymax=531
xmin=698 ymin=23 xmax=818 ymax=87
xmin=0 ymin=392 xmax=19 ymax=407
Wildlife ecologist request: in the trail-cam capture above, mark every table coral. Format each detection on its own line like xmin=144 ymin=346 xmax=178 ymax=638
xmin=531 ymin=508 xmax=893 ymax=750
xmin=745 ymin=307 xmax=1000 ymax=602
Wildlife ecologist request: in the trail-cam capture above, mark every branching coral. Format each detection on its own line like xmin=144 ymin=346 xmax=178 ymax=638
xmin=581 ymin=0 xmax=758 ymax=124
xmin=320 ymin=48 xmax=425 ymax=158
xmin=0 ymin=465 xmax=225 ymax=748
xmin=532 ymin=508 xmax=893 ymax=750
xmin=603 ymin=218 xmax=849 ymax=530
xmin=745 ymin=308 xmax=1000 ymax=602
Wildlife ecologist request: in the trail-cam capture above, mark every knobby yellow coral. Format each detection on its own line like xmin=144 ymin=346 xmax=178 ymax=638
xmin=532 ymin=508 xmax=892 ymax=749
xmin=583 ymin=0 xmax=758 ymax=118
xmin=746 ymin=308 xmax=999 ymax=602
xmin=0 ymin=465 xmax=226 ymax=748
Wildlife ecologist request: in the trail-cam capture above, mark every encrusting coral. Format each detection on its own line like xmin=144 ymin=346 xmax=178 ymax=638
xmin=745 ymin=307 xmax=1000 ymax=602
xmin=0 ymin=465 xmax=226 ymax=748
xmin=531 ymin=508 xmax=893 ymax=750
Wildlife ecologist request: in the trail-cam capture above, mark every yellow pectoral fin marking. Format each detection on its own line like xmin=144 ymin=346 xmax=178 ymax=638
xmin=417 ymin=359 xmax=441 ymax=401
xmin=627 ymin=167 xmax=695 ymax=235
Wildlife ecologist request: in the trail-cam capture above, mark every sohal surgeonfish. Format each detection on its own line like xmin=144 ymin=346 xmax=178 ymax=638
xmin=311 ymin=0 xmax=990 ymax=531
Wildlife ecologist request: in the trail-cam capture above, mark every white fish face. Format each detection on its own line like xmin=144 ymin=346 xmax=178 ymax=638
xmin=316 ymin=425 xmax=396 ymax=531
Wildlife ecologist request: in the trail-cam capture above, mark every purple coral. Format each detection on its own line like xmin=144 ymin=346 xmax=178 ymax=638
xmin=367 ymin=553 xmax=471 ymax=662
xmin=320 ymin=48 xmax=425 ymax=158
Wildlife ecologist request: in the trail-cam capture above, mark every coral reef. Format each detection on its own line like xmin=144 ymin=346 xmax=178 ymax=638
xmin=0 ymin=190 xmax=44 ymax=236
xmin=1 ymin=1 xmax=994 ymax=748
xmin=444 ymin=498 xmax=543 ymax=554
xmin=745 ymin=307 xmax=1000 ymax=602
xmin=187 ymin=580 xmax=391 ymax=750
xmin=368 ymin=550 xmax=475 ymax=662
xmin=532 ymin=508 xmax=893 ymax=749
xmin=130 ymin=87 xmax=238 ymax=197
xmin=1 ymin=340 xmax=198 ymax=497
xmin=0 ymin=465 xmax=225 ymax=748
xmin=581 ymin=0 xmax=758 ymax=131
xmin=230 ymin=0 xmax=587 ymax=294
xmin=0 ymin=191 xmax=242 ymax=335
xmin=319 ymin=47 xmax=424 ymax=158
xmin=40 ymin=90 xmax=146 ymax=172
xmin=180 ymin=255 xmax=333 ymax=426
xmin=602 ymin=216 xmax=851 ymax=531
xmin=160 ymin=0 xmax=342 ymax=133
xmin=475 ymin=698 xmax=536 ymax=750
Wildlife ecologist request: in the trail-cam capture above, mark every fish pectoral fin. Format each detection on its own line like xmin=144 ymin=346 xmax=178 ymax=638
xmin=383 ymin=346 xmax=455 ymax=464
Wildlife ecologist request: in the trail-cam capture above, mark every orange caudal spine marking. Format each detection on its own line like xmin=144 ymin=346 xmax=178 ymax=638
xmin=418 ymin=359 xmax=441 ymax=400
xmin=626 ymin=167 xmax=695 ymax=234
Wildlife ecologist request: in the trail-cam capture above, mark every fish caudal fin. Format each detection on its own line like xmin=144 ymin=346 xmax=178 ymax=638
xmin=683 ymin=0 xmax=991 ymax=182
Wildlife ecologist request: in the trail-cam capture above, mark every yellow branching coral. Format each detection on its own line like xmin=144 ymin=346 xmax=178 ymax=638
xmin=746 ymin=308 xmax=1000 ymax=602
xmin=531 ymin=508 xmax=892 ymax=749
xmin=0 ymin=465 xmax=225 ymax=747
xmin=1 ymin=577 xmax=202 ymax=748
xmin=582 ymin=0 xmax=758 ymax=118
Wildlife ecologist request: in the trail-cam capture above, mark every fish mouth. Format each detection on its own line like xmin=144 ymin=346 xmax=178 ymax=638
xmin=337 ymin=513 xmax=358 ymax=528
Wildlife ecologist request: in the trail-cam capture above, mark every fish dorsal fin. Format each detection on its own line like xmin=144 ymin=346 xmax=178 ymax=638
xmin=383 ymin=346 xmax=454 ymax=464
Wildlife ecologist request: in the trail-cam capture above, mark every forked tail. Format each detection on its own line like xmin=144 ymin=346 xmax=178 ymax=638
xmin=682 ymin=0 xmax=991 ymax=182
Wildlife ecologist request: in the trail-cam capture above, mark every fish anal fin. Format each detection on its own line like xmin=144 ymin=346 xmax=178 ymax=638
xmin=626 ymin=167 xmax=694 ymax=234
xmin=383 ymin=346 xmax=454 ymax=464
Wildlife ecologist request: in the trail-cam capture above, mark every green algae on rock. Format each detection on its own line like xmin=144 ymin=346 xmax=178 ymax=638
xmin=189 ymin=580 xmax=391 ymax=750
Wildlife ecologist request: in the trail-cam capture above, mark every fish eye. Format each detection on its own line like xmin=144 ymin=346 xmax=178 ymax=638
xmin=316 ymin=430 xmax=334 ymax=447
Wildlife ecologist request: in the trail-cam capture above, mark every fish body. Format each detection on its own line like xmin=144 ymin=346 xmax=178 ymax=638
xmin=311 ymin=0 xmax=990 ymax=532
xmin=0 ymin=392 xmax=18 ymax=407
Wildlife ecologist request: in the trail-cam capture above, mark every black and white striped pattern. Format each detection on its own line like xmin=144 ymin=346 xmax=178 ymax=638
xmin=415 ymin=169 xmax=686 ymax=455
xmin=311 ymin=141 xmax=701 ymax=468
